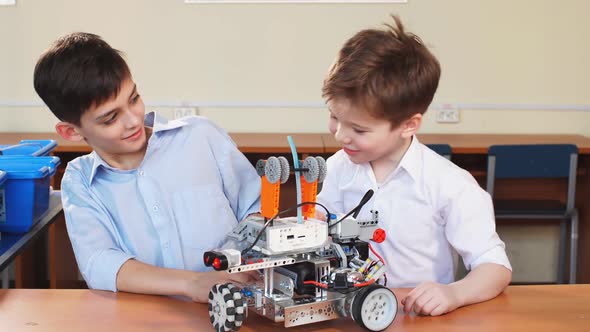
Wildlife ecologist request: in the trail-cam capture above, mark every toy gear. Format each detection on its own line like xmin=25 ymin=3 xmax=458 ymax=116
xmin=301 ymin=156 xmax=319 ymax=183
xmin=208 ymin=283 xmax=248 ymax=332
xmin=255 ymin=159 xmax=266 ymax=177
xmin=277 ymin=156 xmax=290 ymax=184
xmin=315 ymin=156 xmax=327 ymax=183
xmin=264 ymin=156 xmax=281 ymax=184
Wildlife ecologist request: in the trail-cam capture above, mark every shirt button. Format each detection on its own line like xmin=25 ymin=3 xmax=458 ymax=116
xmin=163 ymin=242 xmax=170 ymax=249
xmin=138 ymin=170 xmax=145 ymax=176
xmin=153 ymin=205 xmax=159 ymax=212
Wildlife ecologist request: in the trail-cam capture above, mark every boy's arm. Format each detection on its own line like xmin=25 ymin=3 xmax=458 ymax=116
xmin=403 ymin=174 xmax=512 ymax=316
xmin=208 ymin=125 xmax=261 ymax=221
xmin=450 ymin=263 xmax=511 ymax=306
xmin=115 ymin=259 xmax=259 ymax=302
xmin=402 ymin=263 xmax=511 ymax=316
xmin=61 ymin=172 xmax=135 ymax=291
xmin=63 ymin=171 xmax=259 ymax=301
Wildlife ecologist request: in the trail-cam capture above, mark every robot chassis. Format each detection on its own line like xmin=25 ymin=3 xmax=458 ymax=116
xmin=203 ymin=152 xmax=398 ymax=331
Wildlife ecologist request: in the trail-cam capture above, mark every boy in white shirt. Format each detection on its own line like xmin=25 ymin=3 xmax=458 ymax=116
xmin=317 ymin=16 xmax=512 ymax=316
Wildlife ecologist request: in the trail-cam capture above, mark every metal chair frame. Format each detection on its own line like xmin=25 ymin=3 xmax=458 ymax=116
xmin=486 ymin=144 xmax=578 ymax=284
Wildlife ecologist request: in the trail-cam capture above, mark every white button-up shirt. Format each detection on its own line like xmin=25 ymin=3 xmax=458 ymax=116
xmin=317 ymin=136 xmax=511 ymax=287
xmin=61 ymin=112 xmax=260 ymax=291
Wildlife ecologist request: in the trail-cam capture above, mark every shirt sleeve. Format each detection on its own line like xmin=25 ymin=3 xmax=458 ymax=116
xmin=61 ymin=167 xmax=135 ymax=292
xmin=316 ymin=151 xmax=345 ymax=216
xmin=207 ymin=124 xmax=261 ymax=221
xmin=442 ymin=171 xmax=512 ymax=272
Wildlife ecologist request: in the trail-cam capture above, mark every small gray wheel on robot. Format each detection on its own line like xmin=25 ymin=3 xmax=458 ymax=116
xmin=208 ymin=283 xmax=248 ymax=332
xmin=264 ymin=156 xmax=281 ymax=184
xmin=315 ymin=156 xmax=327 ymax=183
xmin=277 ymin=156 xmax=290 ymax=184
xmin=255 ymin=159 xmax=266 ymax=177
xmin=301 ymin=156 xmax=319 ymax=183
xmin=350 ymin=284 xmax=398 ymax=331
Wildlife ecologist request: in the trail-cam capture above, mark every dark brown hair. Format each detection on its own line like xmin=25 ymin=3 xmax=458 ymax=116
xmin=34 ymin=32 xmax=131 ymax=126
xmin=323 ymin=16 xmax=441 ymax=126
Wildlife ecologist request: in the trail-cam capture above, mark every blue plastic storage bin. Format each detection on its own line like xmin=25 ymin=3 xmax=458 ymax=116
xmin=0 ymin=139 xmax=57 ymax=157
xmin=0 ymin=170 xmax=6 ymax=226
xmin=0 ymin=156 xmax=60 ymax=233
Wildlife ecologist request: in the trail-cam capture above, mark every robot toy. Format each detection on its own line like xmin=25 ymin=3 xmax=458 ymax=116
xmin=203 ymin=139 xmax=397 ymax=332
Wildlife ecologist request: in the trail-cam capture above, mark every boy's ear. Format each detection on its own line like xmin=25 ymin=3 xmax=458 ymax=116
xmin=400 ymin=113 xmax=422 ymax=138
xmin=55 ymin=122 xmax=84 ymax=142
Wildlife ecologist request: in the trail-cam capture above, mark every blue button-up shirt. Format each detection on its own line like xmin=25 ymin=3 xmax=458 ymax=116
xmin=61 ymin=112 xmax=260 ymax=291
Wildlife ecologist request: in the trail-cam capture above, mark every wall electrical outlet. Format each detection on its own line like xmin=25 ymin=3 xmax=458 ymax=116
xmin=435 ymin=106 xmax=460 ymax=123
xmin=174 ymin=107 xmax=199 ymax=119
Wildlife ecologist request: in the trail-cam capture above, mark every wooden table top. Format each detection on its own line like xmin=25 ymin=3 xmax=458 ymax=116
xmin=0 ymin=285 xmax=588 ymax=332
xmin=2 ymin=132 xmax=590 ymax=154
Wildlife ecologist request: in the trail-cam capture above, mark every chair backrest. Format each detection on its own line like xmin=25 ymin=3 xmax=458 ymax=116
xmin=486 ymin=144 xmax=578 ymax=211
xmin=426 ymin=144 xmax=452 ymax=160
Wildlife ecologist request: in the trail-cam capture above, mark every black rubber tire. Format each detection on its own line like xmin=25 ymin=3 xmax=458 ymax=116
xmin=350 ymin=284 xmax=397 ymax=331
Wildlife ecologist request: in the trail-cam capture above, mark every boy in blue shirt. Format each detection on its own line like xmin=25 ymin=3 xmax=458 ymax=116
xmin=33 ymin=32 xmax=260 ymax=302
xmin=317 ymin=16 xmax=512 ymax=316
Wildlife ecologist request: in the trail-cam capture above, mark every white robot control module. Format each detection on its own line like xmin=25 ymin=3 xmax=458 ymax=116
xmin=203 ymin=138 xmax=397 ymax=331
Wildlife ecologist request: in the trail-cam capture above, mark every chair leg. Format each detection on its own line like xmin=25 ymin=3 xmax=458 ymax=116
xmin=569 ymin=212 xmax=579 ymax=284
xmin=557 ymin=220 xmax=566 ymax=284
xmin=1 ymin=269 xmax=8 ymax=288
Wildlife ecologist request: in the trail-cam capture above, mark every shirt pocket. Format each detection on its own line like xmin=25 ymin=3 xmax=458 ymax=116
xmin=172 ymin=185 xmax=237 ymax=253
xmin=371 ymin=194 xmax=441 ymax=248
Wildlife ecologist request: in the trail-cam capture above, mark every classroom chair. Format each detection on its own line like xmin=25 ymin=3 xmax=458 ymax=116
xmin=426 ymin=144 xmax=452 ymax=160
xmin=486 ymin=144 xmax=578 ymax=284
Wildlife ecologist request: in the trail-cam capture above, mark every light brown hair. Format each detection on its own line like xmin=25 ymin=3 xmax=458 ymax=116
xmin=323 ymin=15 xmax=441 ymax=127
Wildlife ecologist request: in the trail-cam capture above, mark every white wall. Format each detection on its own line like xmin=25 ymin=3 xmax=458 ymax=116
xmin=0 ymin=0 xmax=589 ymax=134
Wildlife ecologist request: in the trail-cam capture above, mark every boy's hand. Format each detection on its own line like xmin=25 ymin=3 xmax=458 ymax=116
xmin=314 ymin=210 xmax=329 ymax=221
xmin=186 ymin=270 xmax=261 ymax=303
xmin=401 ymin=282 xmax=462 ymax=316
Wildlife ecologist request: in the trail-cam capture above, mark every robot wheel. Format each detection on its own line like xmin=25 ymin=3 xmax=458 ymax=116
xmin=350 ymin=284 xmax=398 ymax=331
xmin=208 ymin=283 xmax=248 ymax=332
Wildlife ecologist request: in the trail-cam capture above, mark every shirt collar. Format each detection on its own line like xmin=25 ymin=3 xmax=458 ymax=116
xmin=395 ymin=135 xmax=423 ymax=183
xmin=88 ymin=111 xmax=189 ymax=183
xmin=144 ymin=111 xmax=188 ymax=133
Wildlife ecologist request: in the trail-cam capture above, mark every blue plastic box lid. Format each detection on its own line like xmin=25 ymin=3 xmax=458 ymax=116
xmin=0 ymin=140 xmax=57 ymax=157
xmin=0 ymin=170 xmax=6 ymax=186
xmin=0 ymin=156 xmax=61 ymax=179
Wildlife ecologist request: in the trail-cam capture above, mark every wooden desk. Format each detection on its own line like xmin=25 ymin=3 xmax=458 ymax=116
xmin=2 ymin=133 xmax=590 ymax=154
xmin=0 ymin=192 xmax=63 ymax=288
xmin=0 ymin=285 xmax=588 ymax=331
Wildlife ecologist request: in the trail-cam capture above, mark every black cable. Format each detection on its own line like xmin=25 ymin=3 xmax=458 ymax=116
xmin=328 ymin=189 xmax=375 ymax=230
xmin=327 ymin=208 xmax=357 ymax=230
xmin=241 ymin=201 xmax=332 ymax=255
xmin=366 ymin=260 xmax=378 ymax=275
xmin=352 ymin=189 xmax=374 ymax=218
